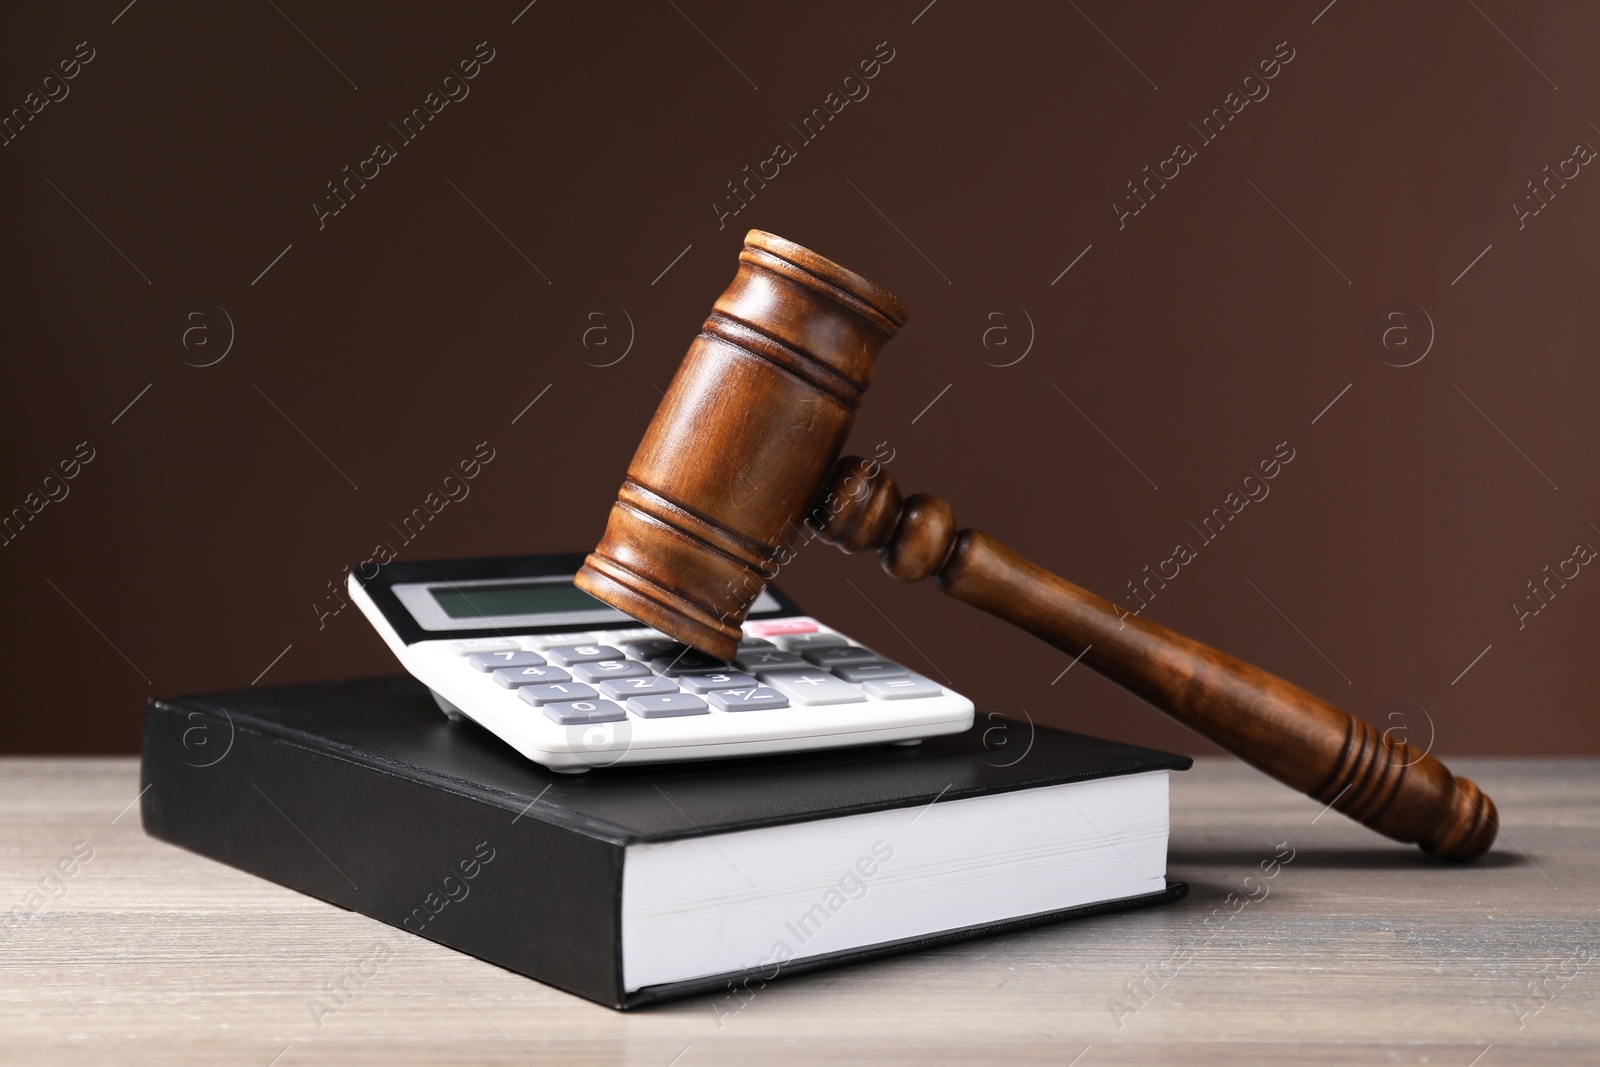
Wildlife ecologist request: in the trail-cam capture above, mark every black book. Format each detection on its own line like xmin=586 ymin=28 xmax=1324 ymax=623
xmin=140 ymin=675 xmax=1190 ymax=1010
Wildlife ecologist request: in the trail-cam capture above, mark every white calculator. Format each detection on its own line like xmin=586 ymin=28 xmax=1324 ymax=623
xmin=349 ymin=554 xmax=975 ymax=772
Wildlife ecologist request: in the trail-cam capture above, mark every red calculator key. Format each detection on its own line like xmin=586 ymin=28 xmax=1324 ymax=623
xmin=747 ymin=619 xmax=817 ymax=637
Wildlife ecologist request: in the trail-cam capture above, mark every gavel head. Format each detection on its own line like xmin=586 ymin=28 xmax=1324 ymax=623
xmin=575 ymin=230 xmax=908 ymax=660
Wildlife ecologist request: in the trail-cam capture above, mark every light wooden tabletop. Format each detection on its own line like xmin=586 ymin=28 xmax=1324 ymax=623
xmin=2 ymin=756 xmax=1595 ymax=1065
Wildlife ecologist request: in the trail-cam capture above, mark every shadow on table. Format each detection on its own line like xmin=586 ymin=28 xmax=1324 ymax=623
xmin=1168 ymin=846 xmax=1528 ymax=871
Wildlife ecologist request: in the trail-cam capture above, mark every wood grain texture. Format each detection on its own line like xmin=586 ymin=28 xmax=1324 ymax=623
xmin=2 ymin=757 xmax=1594 ymax=1066
xmin=574 ymin=233 xmax=1496 ymax=861
xmin=815 ymin=458 xmax=1498 ymax=861
xmin=576 ymin=229 xmax=907 ymax=657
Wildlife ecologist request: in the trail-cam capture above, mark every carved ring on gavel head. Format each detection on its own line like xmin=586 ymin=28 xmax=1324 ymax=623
xmin=576 ymin=230 xmax=1499 ymax=862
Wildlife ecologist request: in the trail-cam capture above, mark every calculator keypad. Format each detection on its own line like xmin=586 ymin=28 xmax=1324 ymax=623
xmin=446 ymin=618 xmax=952 ymax=733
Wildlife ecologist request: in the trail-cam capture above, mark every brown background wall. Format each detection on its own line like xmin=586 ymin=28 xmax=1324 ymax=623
xmin=2 ymin=1 xmax=1595 ymax=756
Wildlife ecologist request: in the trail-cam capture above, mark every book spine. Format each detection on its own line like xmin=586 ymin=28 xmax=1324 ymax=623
xmin=139 ymin=699 xmax=628 ymax=1007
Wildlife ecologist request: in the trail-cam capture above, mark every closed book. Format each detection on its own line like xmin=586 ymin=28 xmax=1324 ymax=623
xmin=140 ymin=675 xmax=1190 ymax=1009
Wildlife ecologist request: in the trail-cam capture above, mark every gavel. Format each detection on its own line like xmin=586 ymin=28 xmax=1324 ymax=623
xmin=576 ymin=230 xmax=1498 ymax=861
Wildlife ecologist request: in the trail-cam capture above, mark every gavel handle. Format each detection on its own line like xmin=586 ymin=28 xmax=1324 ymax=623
xmin=814 ymin=458 xmax=1498 ymax=861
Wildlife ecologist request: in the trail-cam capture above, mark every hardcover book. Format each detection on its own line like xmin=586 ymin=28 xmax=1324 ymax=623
xmin=140 ymin=675 xmax=1190 ymax=1009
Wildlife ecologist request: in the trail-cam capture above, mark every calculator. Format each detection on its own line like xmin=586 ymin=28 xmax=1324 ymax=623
xmin=348 ymin=554 xmax=975 ymax=772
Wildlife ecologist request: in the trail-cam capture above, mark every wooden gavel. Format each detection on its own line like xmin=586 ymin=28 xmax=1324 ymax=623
xmin=576 ymin=230 xmax=1497 ymax=861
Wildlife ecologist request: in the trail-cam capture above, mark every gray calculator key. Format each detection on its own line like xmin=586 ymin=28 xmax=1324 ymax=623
xmin=760 ymin=669 xmax=867 ymax=706
xmin=596 ymin=675 xmax=679 ymax=699
xmin=707 ymin=686 xmax=789 ymax=712
xmin=467 ymin=650 xmax=546 ymax=672
xmin=517 ymin=682 xmax=599 ymax=706
xmin=545 ymin=644 xmax=625 ymax=665
xmin=572 ymin=658 xmax=653 ymax=682
xmin=737 ymin=637 xmax=775 ymax=650
xmin=621 ymin=638 xmax=688 ymax=659
xmin=453 ymin=637 xmax=520 ymax=653
xmin=862 ymin=674 xmax=944 ymax=700
xmin=803 ymin=646 xmax=882 ymax=668
xmin=626 ymin=693 xmax=709 ymax=718
xmin=648 ymin=650 xmax=733 ymax=676
xmin=734 ymin=648 xmax=806 ymax=672
xmin=492 ymin=664 xmax=572 ymax=687
xmin=772 ymin=632 xmax=849 ymax=652
xmin=525 ymin=633 xmax=600 ymax=650
xmin=677 ymin=671 xmax=758 ymax=693
xmin=541 ymin=699 xmax=625 ymax=725
xmin=832 ymin=660 xmax=910 ymax=683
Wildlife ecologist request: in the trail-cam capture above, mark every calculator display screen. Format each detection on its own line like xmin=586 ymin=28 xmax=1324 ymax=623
xmin=428 ymin=581 xmax=612 ymax=620
xmin=386 ymin=568 xmax=782 ymax=633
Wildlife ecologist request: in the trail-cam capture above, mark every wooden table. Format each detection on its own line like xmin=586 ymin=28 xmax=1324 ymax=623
xmin=3 ymin=757 xmax=1595 ymax=1065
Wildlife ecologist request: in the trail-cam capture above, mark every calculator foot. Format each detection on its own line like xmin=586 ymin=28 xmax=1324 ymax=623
xmin=429 ymin=690 xmax=467 ymax=723
xmin=549 ymin=765 xmax=592 ymax=775
xmin=891 ymin=738 xmax=923 ymax=747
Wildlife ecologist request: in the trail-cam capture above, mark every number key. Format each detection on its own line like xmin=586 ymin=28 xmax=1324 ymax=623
xmin=518 ymin=682 xmax=599 ymax=706
xmin=492 ymin=664 xmax=572 ymax=688
xmin=596 ymin=675 xmax=679 ymax=699
xmin=621 ymin=638 xmax=689 ymax=660
xmin=572 ymin=658 xmax=653 ymax=682
xmin=542 ymin=699 xmax=625 ymax=725
xmin=545 ymin=644 xmax=625 ymax=666
xmin=677 ymin=671 xmax=758 ymax=693
xmin=466 ymin=650 xmax=546 ymax=672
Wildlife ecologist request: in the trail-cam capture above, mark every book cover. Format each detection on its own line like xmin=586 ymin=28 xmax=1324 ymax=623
xmin=140 ymin=675 xmax=1190 ymax=1008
